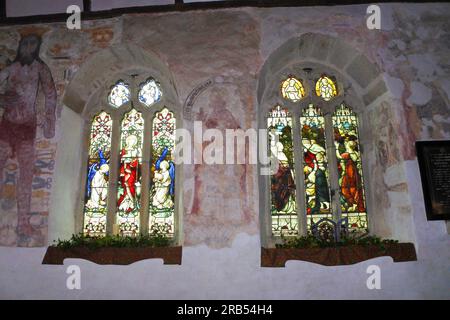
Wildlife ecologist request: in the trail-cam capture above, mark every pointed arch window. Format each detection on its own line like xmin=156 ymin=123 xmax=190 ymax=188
xmin=149 ymin=108 xmax=176 ymax=236
xmin=81 ymin=76 xmax=181 ymax=239
xmin=332 ymin=103 xmax=367 ymax=232
xmin=83 ymin=111 xmax=112 ymax=236
xmin=300 ymin=104 xmax=333 ymax=230
xmin=268 ymin=105 xmax=297 ymax=236
xmin=265 ymin=71 xmax=368 ymax=238
xmin=117 ymin=109 xmax=145 ymax=235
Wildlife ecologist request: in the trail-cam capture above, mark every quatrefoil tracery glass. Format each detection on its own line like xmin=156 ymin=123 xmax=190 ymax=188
xmin=108 ymin=81 xmax=131 ymax=108
xmin=138 ymin=78 xmax=163 ymax=107
xmin=315 ymin=75 xmax=337 ymax=101
xmin=281 ymin=76 xmax=305 ymax=102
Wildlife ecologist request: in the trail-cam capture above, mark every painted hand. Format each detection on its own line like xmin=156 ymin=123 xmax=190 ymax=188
xmin=43 ymin=117 xmax=55 ymax=139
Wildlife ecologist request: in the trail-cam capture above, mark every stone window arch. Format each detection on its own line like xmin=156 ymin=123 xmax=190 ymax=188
xmin=257 ymin=34 xmax=401 ymax=247
xmin=50 ymin=44 xmax=183 ymax=244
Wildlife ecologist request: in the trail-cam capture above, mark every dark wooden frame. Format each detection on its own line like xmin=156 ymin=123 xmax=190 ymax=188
xmin=416 ymin=140 xmax=450 ymax=221
xmin=1 ymin=0 xmax=448 ymax=26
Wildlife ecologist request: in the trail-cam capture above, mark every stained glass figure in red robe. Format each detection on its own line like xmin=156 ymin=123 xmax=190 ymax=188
xmin=117 ymin=134 xmax=140 ymax=213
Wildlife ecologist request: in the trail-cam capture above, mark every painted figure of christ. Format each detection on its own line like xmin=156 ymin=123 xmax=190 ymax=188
xmin=0 ymin=33 xmax=57 ymax=243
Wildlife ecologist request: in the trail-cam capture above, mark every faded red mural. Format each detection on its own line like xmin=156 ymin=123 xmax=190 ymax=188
xmin=0 ymin=30 xmax=57 ymax=246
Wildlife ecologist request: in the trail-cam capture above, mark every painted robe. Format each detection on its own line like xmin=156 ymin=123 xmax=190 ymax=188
xmin=117 ymin=149 xmax=139 ymax=213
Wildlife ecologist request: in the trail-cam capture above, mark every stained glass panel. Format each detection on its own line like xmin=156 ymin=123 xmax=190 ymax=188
xmin=281 ymin=76 xmax=305 ymax=102
xmin=333 ymin=103 xmax=368 ymax=232
xmin=315 ymin=75 xmax=337 ymax=101
xmin=138 ymin=78 xmax=162 ymax=107
xmin=117 ymin=109 xmax=144 ymax=235
xmin=300 ymin=104 xmax=333 ymax=231
xmin=267 ymin=105 xmax=297 ymax=236
xmin=149 ymin=108 xmax=176 ymax=237
xmin=83 ymin=111 xmax=112 ymax=236
xmin=108 ymin=81 xmax=130 ymax=108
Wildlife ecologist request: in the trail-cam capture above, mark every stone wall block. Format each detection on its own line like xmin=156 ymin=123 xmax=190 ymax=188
xmin=311 ymin=35 xmax=336 ymax=62
xmin=329 ymin=39 xmax=358 ymax=69
xmin=387 ymin=191 xmax=411 ymax=208
xmin=346 ymin=54 xmax=380 ymax=89
xmin=383 ymin=163 xmax=407 ymax=188
xmin=363 ymin=79 xmax=388 ymax=105
xmin=298 ymin=33 xmax=316 ymax=59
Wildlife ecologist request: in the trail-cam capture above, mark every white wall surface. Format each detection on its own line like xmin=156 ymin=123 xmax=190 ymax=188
xmin=0 ymin=229 xmax=449 ymax=299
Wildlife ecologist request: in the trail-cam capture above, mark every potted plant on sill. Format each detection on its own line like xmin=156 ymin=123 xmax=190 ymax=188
xmin=42 ymin=226 xmax=182 ymax=265
xmin=262 ymin=219 xmax=417 ymax=267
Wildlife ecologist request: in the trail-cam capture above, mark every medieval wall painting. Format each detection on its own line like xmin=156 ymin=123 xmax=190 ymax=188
xmin=122 ymin=11 xmax=261 ymax=248
xmin=0 ymin=30 xmax=57 ymax=247
xmin=183 ymin=84 xmax=258 ymax=248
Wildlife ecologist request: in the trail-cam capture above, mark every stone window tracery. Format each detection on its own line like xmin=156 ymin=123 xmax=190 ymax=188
xmin=82 ymin=76 xmax=178 ymax=238
xmin=267 ymin=69 xmax=368 ymax=238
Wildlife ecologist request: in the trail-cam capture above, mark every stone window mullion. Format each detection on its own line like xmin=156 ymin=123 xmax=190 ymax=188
xmin=106 ymin=108 xmax=123 ymax=235
xmin=77 ymin=118 xmax=94 ymax=234
xmin=139 ymin=109 xmax=152 ymax=235
xmin=292 ymin=108 xmax=307 ymax=237
xmin=264 ymin=113 xmax=274 ymax=245
xmin=324 ymin=111 xmax=342 ymax=223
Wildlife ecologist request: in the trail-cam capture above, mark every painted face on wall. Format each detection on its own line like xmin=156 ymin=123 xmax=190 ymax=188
xmin=17 ymin=35 xmax=41 ymax=65
xmin=209 ymin=88 xmax=227 ymax=110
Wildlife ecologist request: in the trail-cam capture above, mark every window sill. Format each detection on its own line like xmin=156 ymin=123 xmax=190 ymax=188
xmin=261 ymin=243 xmax=417 ymax=267
xmin=42 ymin=246 xmax=182 ymax=265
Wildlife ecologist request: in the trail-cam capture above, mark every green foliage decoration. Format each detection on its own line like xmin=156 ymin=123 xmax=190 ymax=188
xmin=53 ymin=227 xmax=171 ymax=250
xmin=277 ymin=233 xmax=399 ymax=251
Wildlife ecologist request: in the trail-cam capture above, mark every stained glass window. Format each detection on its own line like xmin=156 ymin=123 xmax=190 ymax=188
xmin=267 ymin=105 xmax=297 ymax=235
xmin=83 ymin=111 xmax=112 ymax=236
xmin=315 ymin=75 xmax=337 ymax=101
xmin=281 ymin=76 xmax=305 ymax=102
xmin=117 ymin=109 xmax=144 ymax=236
xmin=149 ymin=108 xmax=176 ymax=237
xmin=300 ymin=104 xmax=333 ymax=230
xmin=333 ymin=103 xmax=367 ymax=232
xmin=82 ymin=76 xmax=181 ymax=239
xmin=266 ymin=69 xmax=369 ymax=239
xmin=108 ymin=81 xmax=131 ymax=108
xmin=138 ymin=78 xmax=162 ymax=107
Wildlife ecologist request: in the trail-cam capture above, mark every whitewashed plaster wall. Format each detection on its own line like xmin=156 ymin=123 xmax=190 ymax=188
xmin=0 ymin=232 xmax=449 ymax=299
xmin=0 ymin=3 xmax=449 ymax=299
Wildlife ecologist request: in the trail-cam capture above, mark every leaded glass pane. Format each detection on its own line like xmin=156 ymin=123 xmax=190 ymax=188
xmin=83 ymin=111 xmax=112 ymax=236
xmin=108 ymin=81 xmax=130 ymax=108
xmin=333 ymin=103 xmax=368 ymax=232
xmin=300 ymin=104 xmax=333 ymax=231
xmin=138 ymin=78 xmax=162 ymax=107
xmin=149 ymin=108 xmax=176 ymax=237
xmin=117 ymin=109 xmax=144 ymax=235
xmin=281 ymin=76 xmax=305 ymax=102
xmin=267 ymin=105 xmax=298 ymax=236
xmin=315 ymin=75 xmax=337 ymax=101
